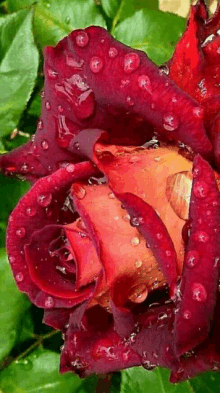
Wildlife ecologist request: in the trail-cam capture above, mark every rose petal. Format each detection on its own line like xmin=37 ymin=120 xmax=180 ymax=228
xmin=115 ymin=192 xmax=178 ymax=287
xmin=60 ymin=306 xmax=141 ymax=376
xmin=174 ymin=155 xmax=220 ymax=355
xmin=7 ymin=161 xmax=97 ymax=308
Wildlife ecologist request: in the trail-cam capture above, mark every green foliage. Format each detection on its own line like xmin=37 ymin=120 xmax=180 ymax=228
xmin=112 ymin=8 xmax=185 ymax=65
xmin=101 ymin=0 xmax=159 ymax=20
xmin=0 ymin=347 xmax=98 ymax=392
xmin=0 ymin=9 xmax=39 ymax=137
xmin=0 ymin=249 xmax=30 ymax=363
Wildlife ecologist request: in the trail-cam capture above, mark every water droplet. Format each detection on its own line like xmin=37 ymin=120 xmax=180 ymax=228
xmin=38 ymin=120 xmax=43 ymax=130
xmin=123 ymin=214 xmax=130 ymax=221
xmin=37 ymin=193 xmax=52 ymax=207
xmin=194 ymin=230 xmax=209 ymax=243
xmin=124 ymin=52 xmax=140 ymax=73
xmin=214 ymin=257 xmax=220 ymax=268
xmin=58 ymin=105 xmax=64 ymax=113
xmin=47 ymin=68 xmax=58 ymax=79
xmin=183 ymin=309 xmax=192 ymax=320
xmin=193 ymin=107 xmax=203 ymax=117
xmin=165 ymin=250 xmax=172 ymax=257
xmin=45 ymin=296 xmax=54 ymax=308
xmin=128 ymin=284 xmax=148 ymax=303
xmin=41 ymin=139 xmax=49 ymax=150
xmin=40 ymin=90 xmax=45 ymax=98
xmin=72 ymin=184 xmax=86 ymax=200
xmin=16 ymin=227 xmax=26 ymax=238
xmin=75 ymin=31 xmax=89 ymax=47
xmin=108 ymin=192 xmax=115 ymax=199
xmin=142 ymin=359 xmax=157 ymax=370
xmin=126 ymin=96 xmax=134 ymax=106
xmin=156 ymin=233 xmax=163 ymax=240
xmin=135 ymin=260 xmax=143 ymax=268
xmin=16 ymin=272 xmax=24 ymax=282
xmin=130 ymin=237 xmax=140 ymax=246
xmin=64 ymin=163 xmax=74 ymax=173
xmin=26 ymin=207 xmax=37 ymax=217
xmin=185 ymin=250 xmax=200 ymax=268
xmin=159 ymin=64 xmax=169 ymax=76
xmin=166 ymin=171 xmax=192 ymax=220
xmin=108 ymin=47 xmax=118 ymax=58
xmin=90 ymin=56 xmax=103 ymax=73
xmin=138 ymin=75 xmax=152 ymax=94
xmin=65 ymin=16 xmax=70 ymax=24
xmin=193 ymin=181 xmax=209 ymax=198
xmin=130 ymin=217 xmax=140 ymax=226
xmin=9 ymin=256 xmax=15 ymax=264
xmin=192 ymin=282 xmax=207 ymax=302
xmin=45 ymin=101 xmax=51 ymax=110
xmin=163 ymin=114 xmax=179 ymax=131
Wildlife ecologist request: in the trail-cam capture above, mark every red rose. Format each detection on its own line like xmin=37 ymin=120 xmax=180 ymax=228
xmin=2 ymin=0 xmax=220 ymax=383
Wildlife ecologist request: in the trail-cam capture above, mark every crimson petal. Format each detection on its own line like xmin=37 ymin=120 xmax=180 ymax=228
xmin=174 ymin=155 xmax=220 ymax=355
xmin=115 ymin=192 xmax=178 ymax=287
xmin=7 ymin=161 xmax=97 ymax=308
xmin=60 ymin=306 xmax=141 ymax=376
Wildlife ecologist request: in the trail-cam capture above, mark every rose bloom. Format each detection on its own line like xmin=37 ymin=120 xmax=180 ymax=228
xmin=2 ymin=0 xmax=220 ymax=383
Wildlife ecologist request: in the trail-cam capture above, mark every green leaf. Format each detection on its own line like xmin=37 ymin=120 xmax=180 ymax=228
xmin=6 ymin=0 xmax=39 ymax=13
xmin=17 ymin=311 xmax=34 ymax=344
xmin=0 ymin=249 xmax=30 ymax=363
xmin=120 ymin=367 xmax=192 ymax=393
xmin=0 ymin=174 xmax=29 ymax=247
xmin=112 ymin=8 xmax=185 ymax=65
xmin=0 ymin=347 xmax=97 ymax=392
xmin=0 ymin=9 xmax=39 ymax=137
xmin=28 ymin=94 xmax=41 ymax=118
xmin=105 ymin=0 xmax=158 ymax=25
xmin=34 ymin=0 xmax=107 ymax=48
xmin=190 ymin=371 xmax=220 ymax=393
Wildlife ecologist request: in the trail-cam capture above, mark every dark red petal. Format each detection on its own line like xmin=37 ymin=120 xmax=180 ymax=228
xmin=170 ymin=344 xmax=220 ymax=383
xmin=7 ymin=161 xmax=97 ymax=308
xmin=115 ymin=192 xmax=179 ymax=287
xmin=174 ymin=155 xmax=220 ymax=355
xmin=43 ymin=307 xmax=73 ymax=331
xmin=60 ymin=306 xmax=141 ymax=376
xmin=0 ymin=141 xmax=48 ymax=182
xmin=64 ymin=26 xmax=211 ymax=156
xmin=169 ymin=6 xmax=203 ymax=98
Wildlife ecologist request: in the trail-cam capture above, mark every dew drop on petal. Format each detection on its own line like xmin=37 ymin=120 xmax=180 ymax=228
xmin=126 ymin=96 xmax=134 ymax=106
xmin=37 ymin=193 xmax=52 ymax=207
xmin=135 ymin=260 xmax=143 ymax=268
xmin=45 ymin=296 xmax=55 ymax=308
xmin=26 ymin=207 xmax=37 ymax=217
xmin=9 ymin=256 xmax=15 ymax=264
xmin=128 ymin=284 xmax=148 ymax=303
xmin=72 ymin=184 xmax=86 ymax=200
xmin=58 ymin=105 xmax=64 ymax=113
xmin=40 ymin=90 xmax=45 ymax=98
xmin=185 ymin=250 xmax=200 ymax=268
xmin=108 ymin=47 xmax=118 ymax=58
xmin=90 ymin=57 xmax=104 ymax=73
xmin=124 ymin=53 xmax=140 ymax=73
xmin=163 ymin=114 xmax=179 ymax=131
xmin=75 ymin=31 xmax=89 ymax=47
xmin=16 ymin=272 xmax=24 ymax=282
xmin=138 ymin=75 xmax=152 ymax=94
xmin=156 ymin=233 xmax=163 ymax=240
xmin=193 ymin=181 xmax=209 ymax=198
xmin=130 ymin=237 xmax=140 ymax=246
xmin=41 ymin=139 xmax=49 ymax=150
xmin=38 ymin=120 xmax=43 ymax=130
xmin=130 ymin=217 xmax=140 ymax=227
xmin=45 ymin=101 xmax=51 ymax=110
xmin=193 ymin=107 xmax=203 ymax=117
xmin=47 ymin=68 xmax=58 ymax=79
xmin=66 ymin=163 xmax=75 ymax=173
xmin=16 ymin=227 xmax=26 ymax=238
xmin=192 ymin=283 xmax=207 ymax=302
xmin=108 ymin=192 xmax=115 ymax=199
xmin=194 ymin=230 xmax=209 ymax=243
xmin=183 ymin=309 xmax=192 ymax=320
